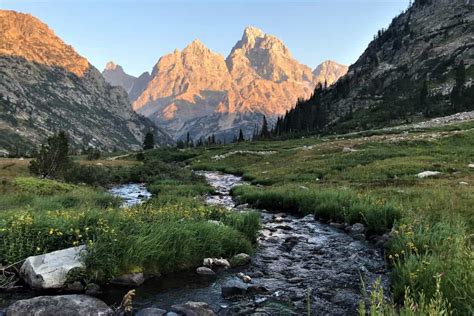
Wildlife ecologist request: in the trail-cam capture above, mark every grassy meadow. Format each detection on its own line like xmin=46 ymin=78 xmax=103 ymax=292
xmin=183 ymin=122 xmax=474 ymax=314
xmin=0 ymin=155 xmax=260 ymax=283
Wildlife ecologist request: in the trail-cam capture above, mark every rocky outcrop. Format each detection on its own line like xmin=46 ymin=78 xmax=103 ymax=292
xmin=0 ymin=10 xmax=172 ymax=154
xmin=20 ymin=246 xmax=85 ymax=289
xmin=129 ymin=27 xmax=347 ymax=141
xmin=6 ymin=295 xmax=112 ymax=316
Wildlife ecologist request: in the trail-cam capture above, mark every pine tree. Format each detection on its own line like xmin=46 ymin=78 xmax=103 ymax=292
xmin=186 ymin=132 xmax=191 ymax=147
xmin=238 ymin=129 xmax=245 ymax=142
xmin=451 ymin=60 xmax=466 ymax=113
xmin=260 ymin=115 xmax=271 ymax=139
xmin=29 ymin=131 xmax=71 ymax=179
xmin=420 ymin=80 xmax=429 ymax=116
xmin=143 ymin=131 xmax=155 ymax=150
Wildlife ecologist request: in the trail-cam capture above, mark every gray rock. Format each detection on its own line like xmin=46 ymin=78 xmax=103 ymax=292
xmin=230 ymin=253 xmax=251 ymax=267
xmin=236 ymin=272 xmax=252 ymax=283
xmin=202 ymin=258 xmax=230 ymax=269
xmin=351 ymin=223 xmax=365 ymax=235
xmin=6 ymin=295 xmax=112 ymax=316
xmin=329 ymin=222 xmax=345 ymax=229
xmin=20 ymin=246 xmax=86 ymax=289
xmin=222 ymin=279 xmax=248 ymax=298
xmin=110 ymin=272 xmax=145 ymax=287
xmin=171 ymin=301 xmax=215 ymax=316
xmin=196 ymin=267 xmax=216 ymax=276
xmin=136 ymin=308 xmax=167 ymax=316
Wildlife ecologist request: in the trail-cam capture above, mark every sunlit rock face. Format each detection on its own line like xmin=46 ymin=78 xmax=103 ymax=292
xmin=126 ymin=27 xmax=347 ymax=141
xmin=0 ymin=10 xmax=172 ymax=154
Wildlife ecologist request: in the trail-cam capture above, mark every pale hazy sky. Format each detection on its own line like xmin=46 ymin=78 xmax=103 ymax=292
xmin=1 ymin=0 xmax=410 ymax=77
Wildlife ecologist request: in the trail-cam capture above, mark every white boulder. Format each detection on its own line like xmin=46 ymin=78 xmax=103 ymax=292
xmin=417 ymin=171 xmax=441 ymax=178
xmin=20 ymin=246 xmax=86 ymax=289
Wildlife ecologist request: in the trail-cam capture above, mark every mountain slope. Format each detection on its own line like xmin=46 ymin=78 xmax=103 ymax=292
xmin=130 ymin=27 xmax=347 ymax=140
xmin=0 ymin=10 xmax=172 ymax=155
xmin=313 ymin=61 xmax=349 ymax=87
xmin=322 ymin=0 xmax=474 ymax=131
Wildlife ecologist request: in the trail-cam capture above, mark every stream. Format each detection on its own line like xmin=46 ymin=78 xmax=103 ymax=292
xmin=105 ymin=171 xmax=390 ymax=315
xmin=0 ymin=172 xmax=390 ymax=315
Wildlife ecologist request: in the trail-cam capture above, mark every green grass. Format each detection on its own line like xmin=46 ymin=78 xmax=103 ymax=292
xmin=180 ymin=123 xmax=474 ymax=314
xmin=0 ymin=154 xmax=260 ymax=283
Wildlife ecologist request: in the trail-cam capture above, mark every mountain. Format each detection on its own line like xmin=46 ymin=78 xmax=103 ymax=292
xmin=313 ymin=61 xmax=349 ymax=87
xmin=102 ymin=61 xmax=137 ymax=94
xmin=0 ymin=10 xmax=172 ymax=155
xmin=319 ymin=0 xmax=473 ymax=131
xmin=101 ymin=63 xmax=151 ymax=102
xmin=129 ymin=27 xmax=347 ymax=141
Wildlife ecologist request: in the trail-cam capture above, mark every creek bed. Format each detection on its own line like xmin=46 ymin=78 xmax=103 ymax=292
xmin=103 ymin=172 xmax=390 ymax=314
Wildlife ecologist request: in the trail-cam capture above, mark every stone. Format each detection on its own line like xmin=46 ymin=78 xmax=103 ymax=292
xmin=352 ymin=234 xmax=366 ymax=241
xmin=20 ymin=245 xmax=86 ymax=289
xmin=230 ymin=253 xmax=251 ymax=267
xmin=417 ymin=171 xmax=441 ymax=178
xmin=85 ymin=283 xmax=102 ymax=296
xmin=329 ymin=222 xmax=345 ymax=229
xmin=6 ymin=295 xmax=112 ymax=316
xmin=136 ymin=308 xmax=167 ymax=316
xmin=342 ymin=147 xmax=357 ymax=153
xmin=222 ymin=279 xmax=248 ymax=298
xmin=110 ymin=272 xmax=145 ymax=287
xmin=196 ymin=267 xmax=216 ymax=276
xmin=171 ymin=301 xmax=215 ymax=316
xmin=459 ymin=181 xmax=468 ymax=185
xmin=203 ymin=258 xmax=230 ymax=269
xmin=237 ymin=272 xmax=252 ymax=283
xmin=350 ymin=223 xmax=365 ymax=235
xmin=468 ymin=163 xmax=474 ymax=168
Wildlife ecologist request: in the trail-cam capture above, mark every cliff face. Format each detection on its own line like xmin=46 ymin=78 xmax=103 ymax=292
xmin=320 ymin=0 xmax=474 ymax=130
xmin=0 ymin=10 xmax=172 ymax=154
xmin=123 ymin=27 xmax=347 ymax=140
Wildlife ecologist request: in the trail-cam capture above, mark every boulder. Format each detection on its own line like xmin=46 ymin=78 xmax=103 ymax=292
xmin=196 ymin=267 xmax=216 ymax=276
xmin=236 ymin=272 xmax=252 ymax=283
xmin=136 ymin=308 xmax=167 ymax=316
xmin=110 ymin=272 xmax=145 ymax=287
xmin=221 ymin=279 xmax=248 ymax=298
xmin=20 ymin=246 xmax=86 ymax=289
xmin=202 ymin=258 xmax=230 ymax=269
xmin=171 ymin=301 xmax=215 ymax=316
xmin=350 ymin=223 xmax=365 ymax=235
xmin=417 ymin=171 xmax=441 ymax=178
xmin=230 ymin=253 xmax=251 ymax=267
xmin=6 ymin=295 xmax=112 ymax=316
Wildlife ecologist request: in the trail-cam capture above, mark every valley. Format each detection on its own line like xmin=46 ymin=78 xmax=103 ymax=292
xmin=0 ymin=0 xmax=473 ymax=315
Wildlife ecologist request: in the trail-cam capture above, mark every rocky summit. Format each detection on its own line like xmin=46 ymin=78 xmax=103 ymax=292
xmin=0 ymin=10 xmax=172 ymax=155
xmin=103 ymin=27 xmax=347 ymax=141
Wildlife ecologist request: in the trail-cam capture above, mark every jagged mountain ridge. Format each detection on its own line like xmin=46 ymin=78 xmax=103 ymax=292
xmin=103 ymin=27 xmax=347 ymax=140
xmin=0 ymin=10 xmax=172 ymax=155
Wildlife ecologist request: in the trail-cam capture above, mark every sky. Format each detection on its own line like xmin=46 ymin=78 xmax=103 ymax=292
xmin=1 ymin=0 xmax=411 ymax=77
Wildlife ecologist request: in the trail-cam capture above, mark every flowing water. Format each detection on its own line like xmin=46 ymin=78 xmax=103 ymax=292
xmin=1 ymin=173 xmax=389 ymax=315
xmin=103 ymin=172 xmax=390 ymax=315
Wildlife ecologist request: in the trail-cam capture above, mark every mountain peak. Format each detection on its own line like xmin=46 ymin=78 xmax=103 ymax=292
xmin=243 ymin=26 xmax=264 ymax=39
xmin=105 ymin=61 xmax=119 ymax=71
xmin=0 ymin=9 xmax=89 ymax=77
xmin=184 ymin=39 xmax=208 ymax=51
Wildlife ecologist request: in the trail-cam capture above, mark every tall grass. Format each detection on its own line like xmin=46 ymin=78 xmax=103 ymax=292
xmin=233 ymin=185 xmax=401 ymax=234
